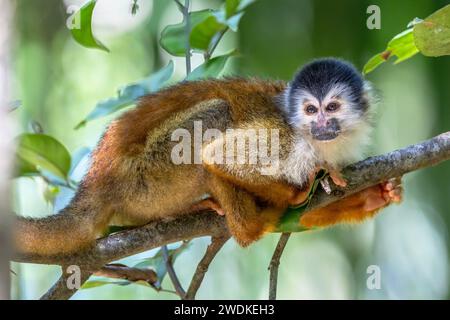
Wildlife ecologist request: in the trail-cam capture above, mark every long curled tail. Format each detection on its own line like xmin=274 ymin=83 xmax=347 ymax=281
xmin=14 ymin=199 xmax=112 ymax=256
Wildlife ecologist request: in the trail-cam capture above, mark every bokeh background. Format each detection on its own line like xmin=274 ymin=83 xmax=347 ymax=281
xmin=7 ymin=0 xmax=450 ymax=299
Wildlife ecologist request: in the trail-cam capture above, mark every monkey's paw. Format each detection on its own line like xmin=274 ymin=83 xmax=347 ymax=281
xmin=363 ymin=177 xmax=403 ymax=212
xmin=329 ymin=170 xmax=347 ymax=187
xmin=319 ymin=164 xmax=347 ymax=187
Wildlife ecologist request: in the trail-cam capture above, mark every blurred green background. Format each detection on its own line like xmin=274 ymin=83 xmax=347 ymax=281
xmin=9 ymin=0 xmax=450 ymax=299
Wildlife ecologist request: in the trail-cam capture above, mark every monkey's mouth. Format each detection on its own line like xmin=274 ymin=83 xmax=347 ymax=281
xmin=312 ymin=132 xmax=340 ymax=141
xmin=310 ymin=118 xmax=341 ymax=141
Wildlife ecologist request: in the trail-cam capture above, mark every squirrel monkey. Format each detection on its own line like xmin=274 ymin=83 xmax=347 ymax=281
xmin=15 ymin=58 xmax=402 ymax=256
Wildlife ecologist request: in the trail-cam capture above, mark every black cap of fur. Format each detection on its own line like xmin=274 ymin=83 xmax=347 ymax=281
xmin=288 ymin=58 xmax=365 ymax=112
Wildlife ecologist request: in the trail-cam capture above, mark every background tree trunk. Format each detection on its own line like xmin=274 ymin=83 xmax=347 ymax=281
xmin=0 ymin=0 xmax=14 ymax=300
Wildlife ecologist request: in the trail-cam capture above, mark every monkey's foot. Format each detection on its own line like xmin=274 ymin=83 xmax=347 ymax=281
xmin=363 ymin=177 xmax=403 ymax=211
xmin=190 ymin=198 xmax=225 ymax=216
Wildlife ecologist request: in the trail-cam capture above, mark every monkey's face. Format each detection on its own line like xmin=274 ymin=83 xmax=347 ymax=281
xmin=287 ymin=59 xmax=369 ymax=142
xmin=293 ymin=84 xmax=366 ymax=141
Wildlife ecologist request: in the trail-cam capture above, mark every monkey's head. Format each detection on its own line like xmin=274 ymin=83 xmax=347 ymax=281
xmin=285 ymin=58 xmax=373 ymax=142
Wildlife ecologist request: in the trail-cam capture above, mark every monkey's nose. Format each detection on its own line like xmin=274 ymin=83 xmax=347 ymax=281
xmin=317 ymin=119 xmax=330 ymax=128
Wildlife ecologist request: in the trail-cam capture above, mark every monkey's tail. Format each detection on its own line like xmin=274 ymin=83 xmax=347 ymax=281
xmin=14 ymin=200 xmax=111 ymax=256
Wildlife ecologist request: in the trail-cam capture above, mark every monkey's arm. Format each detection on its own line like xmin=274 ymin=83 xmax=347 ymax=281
xmin=201 ymin=133 xmax=319 ymax=207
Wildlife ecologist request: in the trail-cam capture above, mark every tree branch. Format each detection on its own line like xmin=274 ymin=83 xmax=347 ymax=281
xmin=40 ymin=267 xmax=91 ymax=300
xmin=13 ymin=132 xmax=450 ymax=299
xmin=185 ymin=235 xmax=229 ymax=300
xmin=183 ymin=0 xmax=191 ymax=74
xmin=268 ymin=233 xmax=291 ymax=300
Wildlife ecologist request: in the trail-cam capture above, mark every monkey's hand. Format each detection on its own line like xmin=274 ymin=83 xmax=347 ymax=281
xmin=321 ymin=164 xmax=347 ymax=187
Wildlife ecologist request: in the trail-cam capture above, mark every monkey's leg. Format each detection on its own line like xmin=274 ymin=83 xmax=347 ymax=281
xmin=300 ymin=178 xmax=402 ymax=228
xmin=208 ymin=175 xmax=284 ymax=246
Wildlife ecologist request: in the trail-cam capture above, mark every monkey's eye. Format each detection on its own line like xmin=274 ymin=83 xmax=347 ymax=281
xmin=325 ymin=102 xmax=340 ymax=112
xmin=305 ymin=105 xmax=318 ymax=114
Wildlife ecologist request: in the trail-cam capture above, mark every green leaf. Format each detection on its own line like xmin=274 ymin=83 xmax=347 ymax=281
xmin=186 ymin=50 xmax=237 ymax=80
xmin=363 ymin=28 xmax=419 ymax=74
xmin=81 ymin=280 xmax=131 ymax=289
xmin=75 ymin=61 xmax=174 ymax=128
xmin=225 ymin=0 xmax=241 ymax=18
xmin=363 ymin=54 xmax=386 ymax=75
xmin=237 ymin=0 xmax=257 ymax=11
xmin=190 ymin=3 xmax=248 ymax=52
xmin=275 ymin=170 xmax=327 ymax=233
xmin=223 ymin=11 xmax=245 ymax=32
xmin=15 ymin=133 xmax=71 ymax=181
xmin=190 ymin=15 xmax=227 ymax=52
xmin=413 ymin=4 xmax=450 ymax=57
xmin=160 ymin=10 xmax=213 ymax=56
xmin=69 ymin=147 xmax=91 ymax=182
xmin=43 ymin=185 xmax=60 ymax=205
xmin=132 ymin=242 xmax=191 ymax=288
xmin=69 ymin=0 xmax=109 ymax=52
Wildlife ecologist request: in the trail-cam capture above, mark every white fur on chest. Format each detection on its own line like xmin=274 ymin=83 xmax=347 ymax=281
xmin=280 ymin=137 xmax=316 ymax=186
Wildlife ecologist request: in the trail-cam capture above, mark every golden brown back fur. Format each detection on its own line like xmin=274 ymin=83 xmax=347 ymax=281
xmin=15 ymin=78 xmax=288 ymax=255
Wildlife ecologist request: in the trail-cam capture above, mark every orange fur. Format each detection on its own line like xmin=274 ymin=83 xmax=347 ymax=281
xmin=300 ymin=184 xmax=391 ymax=228
xmin=113 ymin=78 xmax=285 ymax=157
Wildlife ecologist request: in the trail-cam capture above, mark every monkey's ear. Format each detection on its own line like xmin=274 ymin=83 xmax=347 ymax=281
xmin=275 ymin=83 xmax=292 ymax=114
xmin=361 ymin=81 xmax=379 ymax=107
xmin=360 ymin=81 xmax=380 ymax=124
xmin=363 ymin=81 xmax=379 ymax=102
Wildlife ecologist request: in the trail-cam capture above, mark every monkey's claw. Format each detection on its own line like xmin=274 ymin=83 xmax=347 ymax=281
xmin=320 ymin=176 xmax=332 ymax=194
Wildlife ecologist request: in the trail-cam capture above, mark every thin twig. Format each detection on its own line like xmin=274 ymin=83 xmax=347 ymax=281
xmin=183 ymin=0 xmax=191 ymax=74
xmin=268 ymin=233 xmax=291 ymax=300
xmin=174 ymin=0 xmax=184 ymax=10
xmin=204 ymin=29 xmax=228 ymax=61
xmin=185 ymin=236 xmax=229 ymax=300
xmin=162 ymin=245 xmax=186 ymax=298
